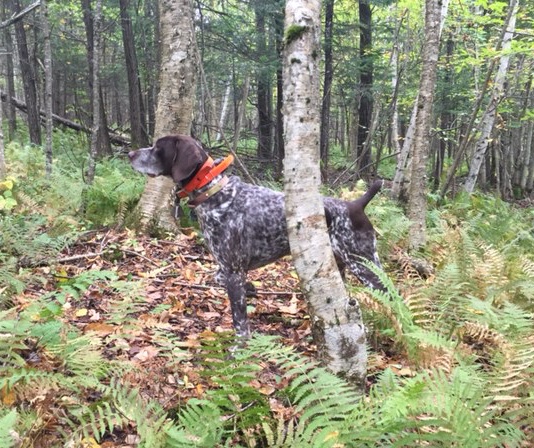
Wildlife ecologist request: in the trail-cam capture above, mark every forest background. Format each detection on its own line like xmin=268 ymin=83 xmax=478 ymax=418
xmin=1 ymin=0 xmax=534 ymax=446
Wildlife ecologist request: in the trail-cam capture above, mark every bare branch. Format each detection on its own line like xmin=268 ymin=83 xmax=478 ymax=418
xmin=0 ymin=1 xmax=41 ymax=30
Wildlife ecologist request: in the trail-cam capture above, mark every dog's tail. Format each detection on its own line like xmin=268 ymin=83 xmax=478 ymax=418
xmin=354 ymin=179 xmax=383 ymax=210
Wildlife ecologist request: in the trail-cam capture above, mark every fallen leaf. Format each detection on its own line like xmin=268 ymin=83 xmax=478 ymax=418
xmin=259 ymin=385 xmax=276 ymax=396
xmin=84 ymin=322 xmax=116 ymax=336
xmin=133 ymin=346 xmax=159 ymax=362
xmin=278 ymin=295 xmax=300 ymax=315
xmin=80 ymin=437 xmax=101 ymax=448
xmin=1 ymin=386 xmax=16 ymax=406
xmin=75 ymin=308 xmax=88 ymax=317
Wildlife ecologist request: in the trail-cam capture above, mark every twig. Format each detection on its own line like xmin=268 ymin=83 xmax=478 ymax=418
xmin=56 ymin=252 xmax=103 ymax=263
xmin=122 ymin=249 xmax=160 ymax=267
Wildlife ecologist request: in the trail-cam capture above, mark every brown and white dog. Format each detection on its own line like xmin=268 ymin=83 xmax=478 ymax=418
xmin=129 ymin=135 xmax=384 ymax=337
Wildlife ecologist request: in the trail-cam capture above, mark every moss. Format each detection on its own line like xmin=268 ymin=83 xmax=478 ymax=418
xmin=285 ymin=24 xmax=308 ymax=45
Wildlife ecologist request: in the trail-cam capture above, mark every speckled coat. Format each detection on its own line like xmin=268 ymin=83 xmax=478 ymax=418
xmin=129 ymin=135 xmax=384 ymax=337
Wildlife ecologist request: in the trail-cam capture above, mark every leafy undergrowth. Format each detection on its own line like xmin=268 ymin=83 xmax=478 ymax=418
xmin=2 ymin=182 xmax=534 ymax=446
xmin=2 ymin=228 xmax=407 ymax=447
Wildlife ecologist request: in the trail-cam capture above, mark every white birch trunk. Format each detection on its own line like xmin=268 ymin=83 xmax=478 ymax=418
xmin=391 ymin=0 xmax=449 ymax=200
xmin=407 ymin=0 xmax=441 ymax=250
xmin=137 ymin=0 xmax=198 ymax=230
xmin=463 ymin=0 xmax=518 ymax=193
xmin=0 ymin=83 xmax=5 ymax=179
xmin=283 ymin=0 xmax=367 ymax=388
xmin=216 ymin=78 xmax=232 ymax=141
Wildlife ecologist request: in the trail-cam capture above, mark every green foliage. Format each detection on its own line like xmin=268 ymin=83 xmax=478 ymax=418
xmin=83 ymin=157 xmax=146 ymax=226
xmin=64 ymin=378 xmax=170 ymax=447
xmin=0 ymin=410 xmax=18 ymax=448
xmin=0 ymin=178 xmax=17 ymax=212
xmin=4 ymin=133 xmax=144 ymax=227
xmin=168 ymin=333 xmax=528 ymax=447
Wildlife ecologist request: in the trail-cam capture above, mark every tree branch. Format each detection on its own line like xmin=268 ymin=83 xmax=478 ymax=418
xmin=0 ymin=1 xmax=41 ymax=29
xmin=0 ymin=91 xmax=130 ymax=146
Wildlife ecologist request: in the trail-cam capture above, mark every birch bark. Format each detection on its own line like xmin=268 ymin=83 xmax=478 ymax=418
xmin=407 ymin=0 xmax=441 ymax=250
xmin=463 ymin=0 xmax=518 ymax=193
xmin=0 ymin=82 xmax=4 ymax=179
xmin=283 ymin=0 xmax=367 ymax=388
xmin=136 ymin=0 xmax=198 ymax=230
xmin=391 ymin=0 xmax=449 ymax=200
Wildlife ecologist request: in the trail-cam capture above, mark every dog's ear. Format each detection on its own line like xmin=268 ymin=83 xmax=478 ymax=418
xmin=155 ymin=135 xmax=207 ymax=185
xmin=171 ymin=137 xmax=208 ymax=185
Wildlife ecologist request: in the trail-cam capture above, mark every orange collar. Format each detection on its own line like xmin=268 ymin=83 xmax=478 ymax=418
xmin=178 ymin=154 xmax=234 ymax=198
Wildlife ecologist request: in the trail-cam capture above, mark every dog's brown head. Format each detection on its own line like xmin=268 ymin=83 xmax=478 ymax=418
xmin=128 ymin=135 xmax=209 ymax=186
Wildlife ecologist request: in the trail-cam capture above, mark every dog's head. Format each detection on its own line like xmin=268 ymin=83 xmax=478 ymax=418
xmin=128 ymin=135 xmax=209 ymax=186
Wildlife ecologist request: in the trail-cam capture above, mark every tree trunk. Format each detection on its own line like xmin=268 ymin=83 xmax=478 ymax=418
xmin=144 ymin=0 xmax=158 ymax=138
xmin=389 ymin=9 xmax=405 ymax=172
xmin=407 ymin=0 xmax=441 ymax=251
xmin=274 ymin=1 xmax=285 ymax=179
xmin=216 ymin=78 xmax=232 ymax=141
xmin=80 ymin=0 xmax=111 ymax=157
xmin=439 ymin=0 xmax=514 ymax=199
xmin=526 ymin=121 xmax=534 ymax=192
xmin=283 ymin=0 xmax=367 ymax=389
xmin=10 ymin=0 xmax=41 ymax=145
xmin=255 ymin=0 xmax=272 ymax=159
xmin=357 ymin=0 xmax=373 ymax=175
xmin=463 ymin=0 xmax=518 ymax=193
xmin=319 ymin=0 xmax=334 ymax=181
xmin=232 ymin=76 xmax=250 ymax=155
xmin=40 ymin=0 xmax=53 ymax=177
xmin=1 ymin=2 xmax=16 ymax=140
xmin=392 ymin=0 xmax=449 ymax=200
xmin=0 ymin=83 xmax=5 ymax=179
xmin=136 ymin=0 xmax=198 ymax=231
xmin=86 ymin=0 xmax=102 ymax=185
xmin=119 ymin=0 xmax=149 ymax=148
xmin=520 ymin=96 xmax=534 ymax=191
xmin=434 ymin=34 xmax=454 ymax=190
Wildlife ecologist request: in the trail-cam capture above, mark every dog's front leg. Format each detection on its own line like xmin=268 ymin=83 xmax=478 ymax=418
xmin=226 ymin=272 xmax=250 ymax=338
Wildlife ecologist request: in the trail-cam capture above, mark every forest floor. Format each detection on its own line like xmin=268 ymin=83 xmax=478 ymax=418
xmin=14 ymin=227 xmax=403 ymax=446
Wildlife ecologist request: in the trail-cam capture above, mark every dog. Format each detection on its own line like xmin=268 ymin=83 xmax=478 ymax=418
xmin=129 ymin=135 xmax=384 ymax=337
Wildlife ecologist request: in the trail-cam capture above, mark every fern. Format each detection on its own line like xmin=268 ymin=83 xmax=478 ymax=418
xmin=64 ymin=378 xmax=170 ymax=447
xmin=166 ymin=399 xmax=224 ymax=447
xmin=240 ymin=335 xmax=362 ymax=446
xmin=0 ymin=256 xmax=25 ymax=301
xmin=0 ymin=213 xmax=79 ymax=266
xmin=0 ymin=410 xmax=18 ymax=448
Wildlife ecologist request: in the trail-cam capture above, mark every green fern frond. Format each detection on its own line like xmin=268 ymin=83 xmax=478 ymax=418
xmin=261 ymin=416 xmax=297 ymax=448
xmin=0 ymin=410 xmax=18 ymax=448
xmin=166 ymin=399 xmax=224 ymax=447
xmin=246 ymin=335 xmax=362 ymax=446
xmin=0 ymin=256 xmax=25 ymax=298
xmin=64 ymin=378 xmax=170 ymax=446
